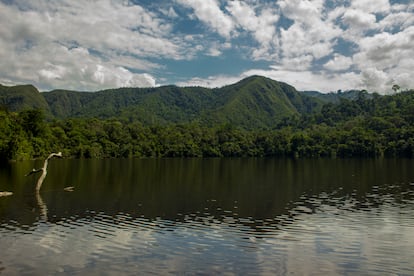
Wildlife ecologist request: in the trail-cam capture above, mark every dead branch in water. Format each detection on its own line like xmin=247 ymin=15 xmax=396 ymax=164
xmin=26 ymin=152 xmax=63 ymax=191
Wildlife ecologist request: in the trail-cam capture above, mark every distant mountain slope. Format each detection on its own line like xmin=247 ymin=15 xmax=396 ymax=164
xmin=205 ymin=76 xmax=306 ymax=128
xmin=45 ymin=85 xmax=216 ymax=123
xmin=302 ymin=90 xmax=373 ymax=103
xmin=1 ymin=76 xmax=322 ymax=129
xmin=0 ymin=84 xmax=49 ymax=111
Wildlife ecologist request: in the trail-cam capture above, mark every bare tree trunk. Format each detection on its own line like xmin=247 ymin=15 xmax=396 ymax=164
xmin=36 ymin=158 xmax=49 ymax=192
xmin=1 ymin=152 xmax=65 ymax=197
xmin=26 ymin=152 xmax=63 ymax=192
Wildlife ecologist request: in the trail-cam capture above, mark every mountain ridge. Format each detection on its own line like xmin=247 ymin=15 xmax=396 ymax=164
xmin=0 ymin=76 xmax=330 ymax=129
xmin=0 ymin=84 xmax=49 ymax=111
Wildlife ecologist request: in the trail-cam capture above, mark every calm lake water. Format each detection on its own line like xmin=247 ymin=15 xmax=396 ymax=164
xmin=0 ymin=158 xmax=414 ymax=275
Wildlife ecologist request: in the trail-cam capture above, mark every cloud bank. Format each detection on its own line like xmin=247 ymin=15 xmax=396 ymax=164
xmin=0 ymin=0 xmax=413 ymax=93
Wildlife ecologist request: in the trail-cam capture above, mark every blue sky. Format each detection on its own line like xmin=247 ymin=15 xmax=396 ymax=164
xmin=0 ymin=0 xmax=413 ymax=93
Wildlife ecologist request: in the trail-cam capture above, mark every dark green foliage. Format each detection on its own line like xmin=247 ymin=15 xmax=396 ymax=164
xmin=1 ymin=76 xmax=320 ymax=130
xmin=302 ymin=89 xmax=373 ymax=104
xmin=1 ymin=78 xmax=414 ymax=160
xmin=0 ymin=84 xmax=49 ymax=112
xmin=18 ymin=110 xmax=46 ymax=137
xmin=0 ymin=109 xmax=54 ymax=160
xmin=204 ymin=76 xmax=305 ymax=129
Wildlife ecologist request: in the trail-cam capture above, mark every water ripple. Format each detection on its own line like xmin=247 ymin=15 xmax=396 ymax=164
xmin=2 ymin=160 xmax=414 ymax=275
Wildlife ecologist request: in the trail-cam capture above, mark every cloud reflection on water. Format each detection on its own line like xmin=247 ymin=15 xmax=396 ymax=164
xmin=1 ymin=194 xmax=414 ymax=275
xmin=1 ymin=158 xmax=414 ymax=274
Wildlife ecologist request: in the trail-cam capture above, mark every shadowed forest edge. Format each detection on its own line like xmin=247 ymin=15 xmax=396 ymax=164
xmin=1 ymin=87 xmax=414 ymax=160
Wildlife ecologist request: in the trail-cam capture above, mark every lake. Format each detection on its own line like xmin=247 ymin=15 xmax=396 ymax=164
xmin=0 ymin=158 xmax=414 ymax=275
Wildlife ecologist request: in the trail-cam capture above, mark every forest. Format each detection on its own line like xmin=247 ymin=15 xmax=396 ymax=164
xmin=1 ymin=86 xmax=414 ymax=161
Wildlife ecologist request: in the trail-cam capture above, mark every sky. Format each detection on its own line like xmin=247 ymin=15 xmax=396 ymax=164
xmin=0 ymin=0 xmax=413 ymax=93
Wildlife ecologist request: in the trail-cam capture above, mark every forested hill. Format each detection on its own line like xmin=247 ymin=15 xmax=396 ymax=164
xmin=0 ymin=76 xmax=321 ymax=129
xmin=1 ymin=76 xmax=414 ymax=160
xmin=0 ymin=84 xmax=49 ymax=111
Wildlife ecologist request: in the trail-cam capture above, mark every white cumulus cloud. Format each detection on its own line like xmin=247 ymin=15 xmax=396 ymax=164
xmin=350 ymin=0 xmax=391 ymax=14
xmin=342 ymin=9 xmax=377 ymax=32
xmin=176 ymin=0 xmax=235 ymax=39
xmin=0 ymin=0 xmax=180 ymax=90
xmin=324 ymin=54 xmax=353 ymax=71
xmin=226 ymin=1 xmax=279 ymax=47
xmin=0 ymin=0 xmax=413 ymax=93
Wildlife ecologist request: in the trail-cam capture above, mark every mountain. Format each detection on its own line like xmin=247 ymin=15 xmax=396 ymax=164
xmin=302 ymin=90 xmax=373 ymax=103
xmin=202 ymin=76 xmax=320 ymax=129
xmin=44 ymin=85 xmax=217 ymax=123
xmin=0 ymin=84 xmax=49 ymax=111
xmin=0 ymin=76 xmax=322 ymax=129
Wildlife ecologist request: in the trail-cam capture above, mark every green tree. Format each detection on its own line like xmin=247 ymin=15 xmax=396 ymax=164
xmin=392 ymin=84 xmax=400 ymax=93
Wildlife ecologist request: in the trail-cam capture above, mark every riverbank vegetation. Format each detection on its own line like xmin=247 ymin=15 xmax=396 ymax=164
xmin=1 ymin=87 xmax=414 ymax=160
